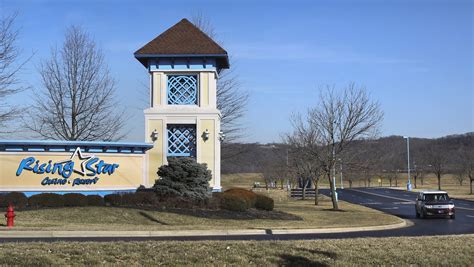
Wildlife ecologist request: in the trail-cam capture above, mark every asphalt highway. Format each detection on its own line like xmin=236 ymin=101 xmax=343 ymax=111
xmin=1 ymin=188 xmax=473 ymax=242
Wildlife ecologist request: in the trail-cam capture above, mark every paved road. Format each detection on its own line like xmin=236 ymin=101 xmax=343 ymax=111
xmin=319 ymin=187 xmax=474 ymax=237
xmin=1 ymin=188 xmax=473 ymax=242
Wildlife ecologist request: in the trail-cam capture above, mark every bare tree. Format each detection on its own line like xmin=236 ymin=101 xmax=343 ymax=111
xmin=459 ymin=143 xmax=473 ymax=194
xmin=285 ymin=114 xmax=324 ymax=204
xmin=26 ymin=26 xmax=125 ymax=141
xmin=379 ymin=170 xmax=396 ymax=187
xmin=455 ymin=169 xmax=465 ymax=186
xmin=191 ymin=14 xmax=249 ymax=145
xmin=0 ymin=13 xmax=29 ymax=132
xmin=261 ymin=166 xmax=274 ymax=190
xmin=425 ymin=144 xmax=446 ymax=191
xmin=305 ymin=83 xmax=383 ymax=210
xmin=413 ymin=165 xmax=425 ymax=189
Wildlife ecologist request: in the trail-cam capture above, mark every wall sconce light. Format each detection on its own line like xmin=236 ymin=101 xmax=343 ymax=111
xmin=202 ymin=129 xmax=210 ymax=141
xmin=218 ymin=131 xmax=225 ymax=142
xmin=150 ymin=129 xmax=159 ymax=142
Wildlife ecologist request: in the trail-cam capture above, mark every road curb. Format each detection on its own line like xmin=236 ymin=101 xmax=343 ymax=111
xmin=0 ymin=221 xmax=407 ymax=238
xmin=272 ymin=220 xmax=407 ymax=234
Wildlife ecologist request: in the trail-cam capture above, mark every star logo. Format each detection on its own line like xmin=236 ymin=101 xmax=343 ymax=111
xmin=57 ymin=147 xmax=95 ymax=176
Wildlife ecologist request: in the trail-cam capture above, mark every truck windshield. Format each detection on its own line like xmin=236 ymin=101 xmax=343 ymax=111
xmin=424 ymin=194 xmax=449 ymax=202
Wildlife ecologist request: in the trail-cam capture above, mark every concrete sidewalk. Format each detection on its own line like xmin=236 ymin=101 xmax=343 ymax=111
xmin=0 ymin=220 xmax=407 ymax=239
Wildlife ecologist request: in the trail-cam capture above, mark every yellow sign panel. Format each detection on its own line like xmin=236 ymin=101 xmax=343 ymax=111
xmin=0 ymin=148 xmax=145 ymax=192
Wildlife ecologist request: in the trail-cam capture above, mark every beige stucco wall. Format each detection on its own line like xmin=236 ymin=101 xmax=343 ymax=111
xmin=151 ymin=72 xmax=162 ymax=107
xmin=146 ymin=119 xmax=164 ymax=187
xmin=198 ymin=119 xmax=215 ymax=185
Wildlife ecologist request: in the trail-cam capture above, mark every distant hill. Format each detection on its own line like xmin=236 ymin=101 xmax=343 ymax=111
xmin=222 ymin=132 xmax=473 ymax=174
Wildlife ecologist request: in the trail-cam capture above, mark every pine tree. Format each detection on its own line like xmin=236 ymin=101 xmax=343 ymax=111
xmin=154 ymin=157 xmax=212 ymax=200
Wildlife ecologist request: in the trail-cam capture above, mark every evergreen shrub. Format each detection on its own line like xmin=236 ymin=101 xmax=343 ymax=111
xmin=154 ymin=157 xmax=212 ymax=201
xmin=224 ymin=188 xmax=258 ymax=209
xmin=219 ymin=193 xmax=249 ymax=212
xmin=255 ymin=194 xmax=274 ymax=211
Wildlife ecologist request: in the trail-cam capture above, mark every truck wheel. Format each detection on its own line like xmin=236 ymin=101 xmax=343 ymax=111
xmin=450 ymin=214 xmax=455 ymax=219
xmin=416 ymin=210 xmax=420 ymax=218
xmin=420 ymin=210 xmax=425 ymax=219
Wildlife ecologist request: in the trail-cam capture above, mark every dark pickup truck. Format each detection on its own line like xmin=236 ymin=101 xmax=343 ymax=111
xmin=415 ymin=191 xmax=455 ymax=219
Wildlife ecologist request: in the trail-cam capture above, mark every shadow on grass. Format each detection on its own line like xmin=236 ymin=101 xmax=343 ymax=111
xmin=138 ymin=211 xmax=169 ymax=225
xmin=278 ymin=247 xmax=337 ymax=267
xmin=278 ymin=254 xmax=328 ymax=267
xmin=321 ymin=208 xmax=347 ymax=212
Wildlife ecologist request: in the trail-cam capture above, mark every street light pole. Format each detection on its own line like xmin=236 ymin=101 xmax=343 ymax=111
xmin=403 ymin=136 xmax=412 ymax=191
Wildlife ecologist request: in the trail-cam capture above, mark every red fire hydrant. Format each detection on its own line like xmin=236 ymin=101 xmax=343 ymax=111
xmin=5 ymin=205 xmax=15 ymax=227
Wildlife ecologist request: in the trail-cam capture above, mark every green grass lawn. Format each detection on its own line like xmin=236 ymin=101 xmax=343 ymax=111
xmin=0 ymin=235 xmax=472 ymax=266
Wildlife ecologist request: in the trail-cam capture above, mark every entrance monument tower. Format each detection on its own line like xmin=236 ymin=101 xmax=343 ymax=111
xmin=134 ymin=19 xmax=228 ymax=191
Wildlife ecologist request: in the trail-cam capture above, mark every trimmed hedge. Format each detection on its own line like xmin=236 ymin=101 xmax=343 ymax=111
xmin=0 ymin=192 xmax=28 ymax=209
xmin=219 ymin=193 xmax=248 ymax=212
xmin=86 ymin=195 xmax=105 ymax=206
xmin=255 ymin=194 xmax=274 ymax=211
xmin=224 ymin=188 xmax=258 ymax=209
xmin=217 ymin=189 xmax=275 ymax=212
xmin=0 ymin=190 xmax=269 ymax=212
xmin=63 ymin=193 xmax=88 ymax=207
xmin=28 ymin=193 xmax=64 ymax=207
xmin=104 ymin=194 xmax=122 ymax=206
xmin=135 ymin=192 xmax=159 ymax=206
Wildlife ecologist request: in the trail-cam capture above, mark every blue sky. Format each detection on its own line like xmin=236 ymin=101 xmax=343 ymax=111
xmin=1 ymin=0 xmax=473 ymax=143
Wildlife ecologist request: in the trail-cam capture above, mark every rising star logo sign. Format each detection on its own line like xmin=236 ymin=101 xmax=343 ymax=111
xmin=16 ymin=147 xmax=120 ymax=187
xmin=55 ymin=147 xmax=95 ymax=176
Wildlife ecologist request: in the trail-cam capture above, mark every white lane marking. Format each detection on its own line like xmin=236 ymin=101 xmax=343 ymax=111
xmin=393 ymin=202 xmax=412 ymax=205
xmin=360 ymin=202 xmax=382 ymax=205
xmin=381 ymin=207 xmax=399 ymax=210
xmin=466 ymin=215 xmax=474 ymax=218
xmin=349 ymin=189 xmax=474 ymax=211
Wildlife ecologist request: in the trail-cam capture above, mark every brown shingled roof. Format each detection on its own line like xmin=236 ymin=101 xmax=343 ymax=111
xmin=134 ymin=19 xmax=229 ymax=69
